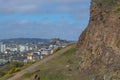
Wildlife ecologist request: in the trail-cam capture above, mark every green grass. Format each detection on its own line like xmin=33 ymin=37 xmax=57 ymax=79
xmin=52 ymin=47 xmax=63 ymax=54
xmin=21 ymin=73 xmax=33 ymax=78
xmin=20 ymin=44 xmax=90 ymax=80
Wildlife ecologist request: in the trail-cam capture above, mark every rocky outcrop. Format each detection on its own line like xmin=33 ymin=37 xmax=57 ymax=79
xmin=31 ymin=74 xmax=40 ymax=80
xmin=77 ymin=0 xmax=120 ymax=80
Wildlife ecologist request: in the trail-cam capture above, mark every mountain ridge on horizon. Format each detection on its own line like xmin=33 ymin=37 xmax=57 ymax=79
xmin=0 ymin=38 xmax=73 ymax=44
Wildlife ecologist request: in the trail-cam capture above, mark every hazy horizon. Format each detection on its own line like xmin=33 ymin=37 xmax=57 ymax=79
xmin=0 ymin=37 xmax=76 ymax=41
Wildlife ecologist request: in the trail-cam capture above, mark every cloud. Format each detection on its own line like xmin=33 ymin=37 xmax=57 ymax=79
xmin=0 ymin=0 xmax=90 ymax=23
xmin=19 ymin=20 xmax=29 ymax=24
xmin=0 ymin=0 xmax=90 ymax=14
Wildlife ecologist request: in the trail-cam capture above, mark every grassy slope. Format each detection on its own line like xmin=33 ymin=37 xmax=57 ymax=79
xmin=20 ymin=44 xmax=90 ymax=80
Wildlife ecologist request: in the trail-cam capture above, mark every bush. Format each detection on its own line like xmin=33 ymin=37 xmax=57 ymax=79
xmin=113 ymin=6 xmax=120 ymax=13
xmin=7 ymin=67 xmax=21 ymax=74
xmin=116 ymin=6 xmax=120 ymax=11
xmin=0 ymin=72 xmax=5 ymax=77
xmin=12 ymin=61 xmax=24 ymax=67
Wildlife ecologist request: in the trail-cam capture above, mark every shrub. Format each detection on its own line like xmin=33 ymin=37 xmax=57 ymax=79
xmin=113 ymin=6 xmax=120 ymax=13
xmin=116 ymin=6 xmax=120 ymax=11
xmin=7 ymin=67 xmax=20 ymax=74
xmin=12 ymin=61 xmax=24 ymax=67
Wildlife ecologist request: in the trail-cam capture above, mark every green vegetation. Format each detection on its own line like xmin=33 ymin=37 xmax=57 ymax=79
xmin=114 ymin=6 xmax=120 ymax=13
xmin=52 ymin=47 xmax=62 ymax=54
xmin=0 ymin=45 xmax=73 ymax=80
xmin=116 ymin=6 xmax=120 ymax=11
xmin=102 ymin=0 xmax=115 ymax=5
xmin=21 ymin=73 xmax=33 ymax=78
xmin=7 ymin=67 xmax=21 ymax=74
xmin=0 ymin=62 xmax=23 ymax=77
xmin=95 ymin=0 xmax=117 ymax=6
xmin=0 ymin=61 xmax=35 ymax=80
xmin=20 ymin=45 xmax=90 ymax=80
xmin=1 ymin=44 xmax=90 ymax=80
xmin=0 ymin=62 xmax=23 ymax=80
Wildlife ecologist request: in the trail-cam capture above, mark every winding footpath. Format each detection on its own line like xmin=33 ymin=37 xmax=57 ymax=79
xmin=8 ymin=45 xmax=73 ymax=80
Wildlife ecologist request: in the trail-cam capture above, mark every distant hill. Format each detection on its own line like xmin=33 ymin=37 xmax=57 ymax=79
xmin=0 ymin=38 xmax=49 ymax=44
xmin=0 ymin=38 xmax=72 ymax=45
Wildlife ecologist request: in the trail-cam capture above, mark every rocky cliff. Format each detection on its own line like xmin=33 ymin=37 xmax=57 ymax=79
xmin=77 ymin=0 xmax=120 ymax=80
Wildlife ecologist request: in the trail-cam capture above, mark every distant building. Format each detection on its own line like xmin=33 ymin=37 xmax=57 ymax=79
xmin=0 ymin=59 xmax=8 ymax=66
xmin=40 ymin=48 xmax=51 ymax=55
xmin=49 ymin=45 xmax=58 ymax=50
xmin=27 ymin=53 xmax=33 ymax=60
xmin=50 ymin=50 xmax=54 ymax=54
xmin=11 ymin=48 xmax=18 ymax=52
xmin=0 ymin=43 xmax=6 ymax=53
xmin=19 ymin=45 xmax=29 ymax=52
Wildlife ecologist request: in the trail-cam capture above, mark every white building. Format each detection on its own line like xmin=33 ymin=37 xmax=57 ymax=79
xmin=19 ymin=45 xmax=29 ymax=52
xmin=11 ymin=48 xmax=18 ymax=52
xmin=0 ymin=43 xmax=6 ymax=53
xmin=40 ymin=48 xmax=51 ymax=55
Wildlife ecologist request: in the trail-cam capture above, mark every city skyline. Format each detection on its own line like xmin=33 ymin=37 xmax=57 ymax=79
xmin=0 ymin=0 xmax=90 ymax=41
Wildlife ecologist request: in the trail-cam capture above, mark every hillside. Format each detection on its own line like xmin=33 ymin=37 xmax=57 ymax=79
xmin=0 ymin=38 xmax=49 ymax=44
xmin=0 ymin=38 xmax=70 ymax=44
xmin=7 ymin=44 xmax=84 ymax=80
xmin=18 ymin=44 xmax=81 ymax=80
xmin=77 ymin=0 xmax=120 ymax=80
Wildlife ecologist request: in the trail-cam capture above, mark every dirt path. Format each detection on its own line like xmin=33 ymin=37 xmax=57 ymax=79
xmin=8 ymin=45 xmax=73 ymax=80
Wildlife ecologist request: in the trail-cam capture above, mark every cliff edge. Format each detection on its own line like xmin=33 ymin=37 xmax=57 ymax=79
xmin=77 ymin=0 xmax=120 ymax=80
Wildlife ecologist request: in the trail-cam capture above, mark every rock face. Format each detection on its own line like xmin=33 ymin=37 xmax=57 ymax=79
xmin=77 ymin=0 xmax=120 ymax=80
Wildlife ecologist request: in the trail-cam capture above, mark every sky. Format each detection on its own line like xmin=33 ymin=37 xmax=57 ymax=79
xmin=0 ymin=0 xmax=90 ymax=41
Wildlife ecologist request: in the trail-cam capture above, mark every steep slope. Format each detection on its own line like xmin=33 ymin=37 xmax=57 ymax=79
xmin=19 ymin=45 xmax=80 ymax=80
xmin=77 ymin=0 xmax=120 ymax=80
xmin=7 ymin=44 xmax=80 ymax=80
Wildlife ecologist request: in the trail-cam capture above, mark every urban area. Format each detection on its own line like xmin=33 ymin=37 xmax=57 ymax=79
xmin=0 ymin=38 xmax=70 ymax=67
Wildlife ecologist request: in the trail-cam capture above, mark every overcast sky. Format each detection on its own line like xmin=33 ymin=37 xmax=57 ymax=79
xmin=0 ymin=0 xmax=90 ymax=41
